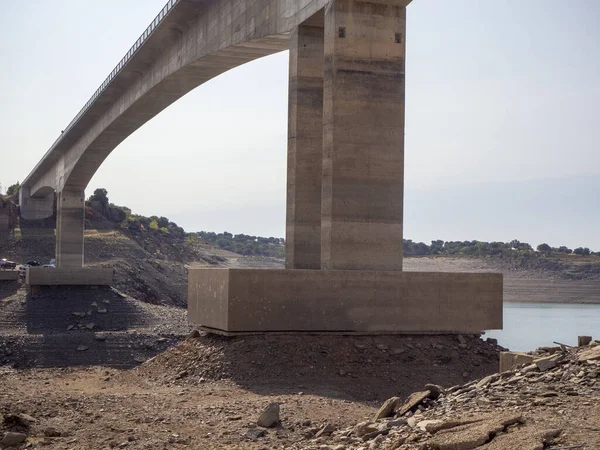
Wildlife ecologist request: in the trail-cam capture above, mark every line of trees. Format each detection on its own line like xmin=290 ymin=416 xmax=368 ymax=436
xmin=197 ymin=231 xmax=284 ymax=257
xmin=403 ymin=239 xmax=597 ymax=257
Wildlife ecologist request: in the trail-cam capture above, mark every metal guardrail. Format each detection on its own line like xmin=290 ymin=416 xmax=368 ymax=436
xmin=53 ymin=0 xmax=178 ymax=146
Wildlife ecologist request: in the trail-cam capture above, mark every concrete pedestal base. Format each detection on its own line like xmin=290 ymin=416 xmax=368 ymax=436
xmin=26 ymin=268 xmax=114 ymax=286
xmin=188 ymin=269 xmax=503 ymax=334
xmin=0 ymin=270 xmax=19 ymax=281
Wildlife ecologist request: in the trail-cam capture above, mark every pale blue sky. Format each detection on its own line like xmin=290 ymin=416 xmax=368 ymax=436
xmin=1 ymin=1 xmax=599 ymax=249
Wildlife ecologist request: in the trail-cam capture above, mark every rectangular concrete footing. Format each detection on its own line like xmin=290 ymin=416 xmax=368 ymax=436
xmin=0 ymin=270 xmax=19 ymax=281
xmin=188 ymin=269 xmax=503 ymax=334
xmin=26 ymin=268 xmax=114 ymax=286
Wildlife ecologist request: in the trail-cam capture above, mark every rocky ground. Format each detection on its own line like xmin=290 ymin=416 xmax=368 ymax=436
xmin=0 ymin=334 xmax=598 ymax=449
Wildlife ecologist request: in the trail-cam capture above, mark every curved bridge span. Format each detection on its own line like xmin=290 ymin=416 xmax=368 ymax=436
xmin=21 ymin=0 xmax=412 ymax=271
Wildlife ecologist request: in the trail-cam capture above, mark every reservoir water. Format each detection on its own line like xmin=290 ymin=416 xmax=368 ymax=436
xmin=486 ymin=302 xmax=600 ymax=352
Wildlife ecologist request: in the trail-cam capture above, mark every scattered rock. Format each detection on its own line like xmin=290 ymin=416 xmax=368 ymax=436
xmin=77 ymin=345 xmax=88 ymax=351
xmin=579 ymin=345 xmax=600 ymax=362
xmin=1 ymin=431 xmax=28 ymax=446
xmin=257 ymin=403 xmax=280 ymax=428
xmin=398 ymin=390 xmax=431 ymax=416
xmin=427 ymin=413 xmax=523 ymax=450
xmin=425 ymin=383 xmax=446 ymax=399
xmin=245 ymin=428 xmax=266 ymax=440
xmin=534 ymin=354 xmax=561 ymax=372
xmin=43 ymin=427 xmax=61 ymax=437
xmin=373 ymin=396 xmax=400 ymax=421
xmin=315 ymin=423 xmax=335 ymax=438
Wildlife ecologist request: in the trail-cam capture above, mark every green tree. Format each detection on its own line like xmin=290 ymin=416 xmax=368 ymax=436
xmin=6 ymin=181 xmax=20 ymax=196
xmin=574 ymin=247 xmax=591 ymax=256
xmin=89 ymin=188 xmax=109 ymax=205
xmin=537 ymin=243 xmax=551 ymax=253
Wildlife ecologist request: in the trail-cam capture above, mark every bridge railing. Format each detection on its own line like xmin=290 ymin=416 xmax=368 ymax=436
xmin=50 ymin=0 xmax=179 ymax=149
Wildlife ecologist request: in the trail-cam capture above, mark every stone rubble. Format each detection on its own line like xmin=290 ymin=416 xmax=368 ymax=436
xmin=295 ymin=338 xmax=599 ymax=449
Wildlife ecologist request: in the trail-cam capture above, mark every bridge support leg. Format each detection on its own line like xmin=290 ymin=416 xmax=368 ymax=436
xmin=285 ymin=24 xmax=325 ymax=269
xmin=321 ymin=0 xmax=406 ymax=271
xmin=55 ymin=190 xmax=85 ymax=269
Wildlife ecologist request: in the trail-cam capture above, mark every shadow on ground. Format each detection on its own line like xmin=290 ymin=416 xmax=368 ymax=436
xmin=0 ymin=286 xmax=187 ymax=369
xmin=134 ymin=333 xmax=504 ymax=403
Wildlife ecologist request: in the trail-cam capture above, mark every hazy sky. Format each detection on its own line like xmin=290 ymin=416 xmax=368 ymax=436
xmin=1 ymin=0 xmax=599 ymax=249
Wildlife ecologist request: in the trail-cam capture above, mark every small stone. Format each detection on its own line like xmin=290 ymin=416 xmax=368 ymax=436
xmin=315 ymin=424 xmax=335 ymax=438
xmin=67 ymin=325 xmax=74 ymax=331
xmin=417 ymin=419 xmax=443 ymax=432
xmin=98 ymin=308 xmax=107 ymax=314
xmin=376 ymin=344 xmax=388 ymax=351
xmin=373 ymin=397 xmax=400 ymax=421
xmin=245 ymin=428 xmax=266 ymax=440
xmin=355 ymin=343 xmax=367 ymax=350
xmin=44 ymin=427 xmax=61 ymax=437
xmin=91 ymin=301 xmax=98 ymax=307
xmin=425 ymin=384 xmax=445 ymax=399
xmin=85 ymin=323 xmax=95 ymax=330
xmin=457 ymin=334 xmax=467 ymax=345
xmin=391 ymin=348 xmax=405 ymax=355
xmin=77 ymin=345 xmax=88 ymax=351
xmin=398 ymin=391 xmax=431 ymax=415
xmin=535 ymin=354 xmax=561 ymax=372
xmin=95 ymin=333 xmax=106 ymax=341
xmin=522 ymin=364 xmax=538 ymax=373
xmin=257 ymin=403 xmax=280 ymax=428
xmin=188 ymin=330 xmax=200 ymax=339
xmin=1 ymin=432 xmax=28 ymax=446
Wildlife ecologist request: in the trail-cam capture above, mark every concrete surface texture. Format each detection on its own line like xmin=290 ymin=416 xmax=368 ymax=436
xmin=26 ymin=268 xmax=114 ymax=286
xmin=321 ymin=0 xmax=406 ymax=271
xmin=188 ymin=268 xmax=503 ymax=333
xmin=55 ymin=190 xmax=85 ymax=269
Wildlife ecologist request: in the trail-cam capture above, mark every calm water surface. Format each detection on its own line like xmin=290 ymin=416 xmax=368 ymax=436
xmin=486 ymin=302 xmax=600 ymax=352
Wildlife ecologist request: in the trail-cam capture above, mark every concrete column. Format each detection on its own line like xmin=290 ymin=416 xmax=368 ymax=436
xmin=285 ymin=24 xmax=325 ymax=269
xmin=322 ymin=0 xmax=406 ymax=271
xmin=56 ymin=189 xmax=85 ymax=269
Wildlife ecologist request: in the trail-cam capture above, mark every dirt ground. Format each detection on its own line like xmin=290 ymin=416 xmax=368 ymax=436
xmin=405 ymin=257 xmax=600 ymax=304
xmin=0 ymin=335 xmax=598 ymax=449
xmin=0 ymin=331 xmax=501 ymax=450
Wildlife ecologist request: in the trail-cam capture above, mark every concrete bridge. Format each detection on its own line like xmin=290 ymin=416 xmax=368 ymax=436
xmin=20 ymin=0 xmax=503 ymax=333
